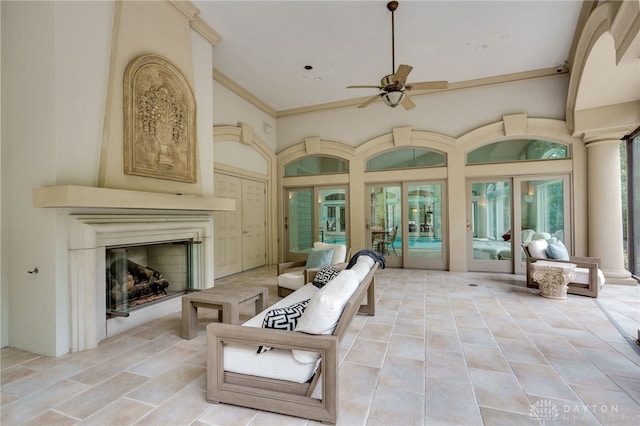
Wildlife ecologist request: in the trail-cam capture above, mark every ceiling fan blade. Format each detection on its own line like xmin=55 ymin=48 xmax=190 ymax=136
xmin=358 ymin=94 xmax=382 ymax=108
xmin=347 ymin=85 xmax=384 ymax=89
xmin=401 ymin=93 xmax=416 ymax=110
xmin=393 ymin=64 xmax=413 ymax=85
xmin=405 ymin=80 xmax=449 ymax=91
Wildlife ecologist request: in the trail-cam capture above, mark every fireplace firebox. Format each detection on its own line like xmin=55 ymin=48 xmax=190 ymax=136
xmin=106 ymin=239 xmax=200 ymax=316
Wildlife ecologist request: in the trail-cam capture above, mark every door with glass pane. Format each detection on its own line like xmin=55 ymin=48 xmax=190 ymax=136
xmin=467 ymin=180 xmax=513 ymax=272
xmin=317 ymin=187 xmax=347 ymax=246
xmin=368 ymin=184 xmax=402 ymax=267
xmin=467 ymin=176 xmax=570 ymax=273
xmin=285 ymin=188 xmax=314 ymax=261
xmin=285 ymin=186 xmax=348 ymax=262
xmin=515 ymin=176 xmax=570 ymax=274
xmin=405 ymin=182 xmax=447 ymax=269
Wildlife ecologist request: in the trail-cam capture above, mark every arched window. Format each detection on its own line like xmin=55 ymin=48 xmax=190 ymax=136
xmin=366 ymin=148 xmax=446 ymax=171
xmin=284 ymin=156 xmax=348 ymax=176
xmin=467 ymin=139 xmax=568 ymax=164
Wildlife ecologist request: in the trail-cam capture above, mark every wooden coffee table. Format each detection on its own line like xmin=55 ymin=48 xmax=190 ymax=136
xmin=181 ymin=286 xmax=269 ymax=339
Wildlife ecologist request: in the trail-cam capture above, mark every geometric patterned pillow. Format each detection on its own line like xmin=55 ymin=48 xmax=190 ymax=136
xmin=257 ymin=299 xmax=310 ymax=353
xmin=312 ymin=265 xmax=341 ymax=289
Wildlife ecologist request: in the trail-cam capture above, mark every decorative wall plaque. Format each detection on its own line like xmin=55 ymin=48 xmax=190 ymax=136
xmin=123 ymin=54 xmax=197 ymax=183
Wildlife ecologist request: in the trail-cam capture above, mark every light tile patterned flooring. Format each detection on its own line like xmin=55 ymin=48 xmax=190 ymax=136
xmin=2 ymin=267 xmax=639 ymax=425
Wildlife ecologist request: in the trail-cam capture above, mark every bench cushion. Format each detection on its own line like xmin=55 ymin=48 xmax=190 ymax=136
xmin=293 ymin=269 xmax=359 ymax=364
xmin=223 ymin=284 xmax=320 ymax=383
xmin=277 ymin=267 xmax=305 ymax=292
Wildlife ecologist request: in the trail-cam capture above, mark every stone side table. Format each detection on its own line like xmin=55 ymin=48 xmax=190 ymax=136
xmin=531 ymin=261 xmax=577 ymax=299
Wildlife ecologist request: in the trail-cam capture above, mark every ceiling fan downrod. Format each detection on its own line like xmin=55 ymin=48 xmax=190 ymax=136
xmin=388 ymin=1 xmax=398 ymax=75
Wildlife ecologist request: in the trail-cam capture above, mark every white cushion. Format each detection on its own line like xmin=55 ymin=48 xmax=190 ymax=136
xmin=571 ymin=267 xmax=606 ymax=288
xmin=350 ymin=256 xmax=374 ymax=281
xmin=222 ymin=283 xmax=321 ymax=383
xmin=314 ymin=242 xmax=347 ymax=264
xmin=245 ymin=283 xmax=319 ymax=328
xmin=527 ymin=239 xmax=549 ymax=259
xmin=223 ymin=344 xmax=318 ymax=383
xmin=277 ymin=270 xmax=305 ymax=291
xmin=293 ymin=269 xmax=360 ymax=363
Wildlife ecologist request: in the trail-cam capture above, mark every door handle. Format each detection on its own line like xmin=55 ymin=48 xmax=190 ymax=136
xmin=466 ymin=221 xmax=471 ymax=231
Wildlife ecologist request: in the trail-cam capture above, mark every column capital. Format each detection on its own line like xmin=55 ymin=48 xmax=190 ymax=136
xmin=582 ymin=128 xmax=630 ymax=145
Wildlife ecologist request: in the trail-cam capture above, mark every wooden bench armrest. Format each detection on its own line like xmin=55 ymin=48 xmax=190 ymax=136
xmin=527 ymin=256 xmax=600 ymax=270
xmin=207 ymin=323 xmax=339 ymax=423
xmin=568 ymin=256 xmax=601 ymax=267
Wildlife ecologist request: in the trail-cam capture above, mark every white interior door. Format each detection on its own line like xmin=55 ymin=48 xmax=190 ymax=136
xmin=214 ymin=174 xmax=243 ymax=278
xmin=242 ymin=179 xmax=266 ymax=270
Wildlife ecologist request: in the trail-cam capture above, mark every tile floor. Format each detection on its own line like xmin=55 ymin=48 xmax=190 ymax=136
xmin=2 ymin=267 xmax=639 ymax=425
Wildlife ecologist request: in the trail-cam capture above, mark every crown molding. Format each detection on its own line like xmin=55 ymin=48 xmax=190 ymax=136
xmin=213 ymin=66 xmax=569 ymax=119
xmin=213 ymin=68 xmax=278 ymax=118
xmin=168 ymin=0 xmax=222 ymax=46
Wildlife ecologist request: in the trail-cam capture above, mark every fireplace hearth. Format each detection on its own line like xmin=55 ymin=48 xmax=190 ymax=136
xmin=67 ymin=214 xmax=213 ymax=351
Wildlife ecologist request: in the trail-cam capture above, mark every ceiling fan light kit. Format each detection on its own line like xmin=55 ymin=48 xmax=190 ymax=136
xmin=382 ymin=91 xmax=405 ymax=108
xmin=348 ymin=1 xmax=449 ymax=110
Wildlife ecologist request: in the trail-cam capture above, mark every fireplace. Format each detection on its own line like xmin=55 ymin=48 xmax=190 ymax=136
xmin=105 ymin=239 xmax=199 ymax=315
xmin=68 ymin=213 xmax=213 ymax=351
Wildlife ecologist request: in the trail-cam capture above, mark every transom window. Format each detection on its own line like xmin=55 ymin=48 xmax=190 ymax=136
xmin=366 ymin=148 xmax=446 ymax=171
xmin=467 ymin=139 xmax=568 ymax=165
xmin=284 ymin=156 xmax=348 ymax=177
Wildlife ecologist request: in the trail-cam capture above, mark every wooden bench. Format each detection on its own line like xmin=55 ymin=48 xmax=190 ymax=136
xmin=206 ymin=262 xmax=377 ymax=424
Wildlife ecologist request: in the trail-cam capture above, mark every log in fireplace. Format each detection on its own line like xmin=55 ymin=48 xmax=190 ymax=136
xmin=106 ymin=239 xmax=199 ymax=316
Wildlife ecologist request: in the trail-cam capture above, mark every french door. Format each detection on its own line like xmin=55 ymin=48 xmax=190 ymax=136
xmin=284 ymin=186 xmax=348 ymax=262
xmin=467 ymin=175 xmax=570 ymax=273
xmin=368 ymin=181 xmax=447 ymax=269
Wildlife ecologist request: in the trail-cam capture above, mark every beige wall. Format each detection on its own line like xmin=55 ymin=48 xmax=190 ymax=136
xmin=276 ymin=76 xmax=569 ymax=151
xmin=276 ymin=117 xmax=584 ymax=272
xmin=1 ymin=1 xmax=217 ymax=356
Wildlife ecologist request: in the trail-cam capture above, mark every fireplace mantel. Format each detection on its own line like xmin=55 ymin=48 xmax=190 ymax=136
xmin=33 ymin=185 xmax=235 ymax=211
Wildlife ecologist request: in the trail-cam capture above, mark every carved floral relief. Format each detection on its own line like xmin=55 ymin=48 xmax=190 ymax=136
xmin=123 ymin=54 xmax=197 ymax=183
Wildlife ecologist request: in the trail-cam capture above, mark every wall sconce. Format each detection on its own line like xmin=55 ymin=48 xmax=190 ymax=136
xmin=524 ymin=183 xmax=535 ymax=203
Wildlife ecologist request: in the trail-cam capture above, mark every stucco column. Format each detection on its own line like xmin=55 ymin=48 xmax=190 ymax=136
xmin=584 ymin=134 xmax=635 ymax=285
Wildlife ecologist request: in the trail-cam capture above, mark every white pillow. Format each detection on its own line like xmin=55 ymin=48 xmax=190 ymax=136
xmin=527 ymin=239 xmax=549 ymax=259
xmin=293 ymin=269 xmax=359 ymax=363
xmin=350 ymin=256 xmax=374 ymax=282
xmin=314 ymin=242 xmax=347 ymax=264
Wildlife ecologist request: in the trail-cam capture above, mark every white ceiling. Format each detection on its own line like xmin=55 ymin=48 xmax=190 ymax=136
xmin=195 ymin=1 xmax=583 ymax=112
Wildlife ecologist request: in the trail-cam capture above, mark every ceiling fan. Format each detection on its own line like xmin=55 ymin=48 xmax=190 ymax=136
xmin=347 ymin=1 xmax=448 ymax=110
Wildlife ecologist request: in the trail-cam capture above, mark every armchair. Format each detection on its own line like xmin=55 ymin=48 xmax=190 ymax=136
xmin=522 ymin=239 xmax=605 ymax=298
xmin=277 ymin=242 xmax=348 ymax=297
